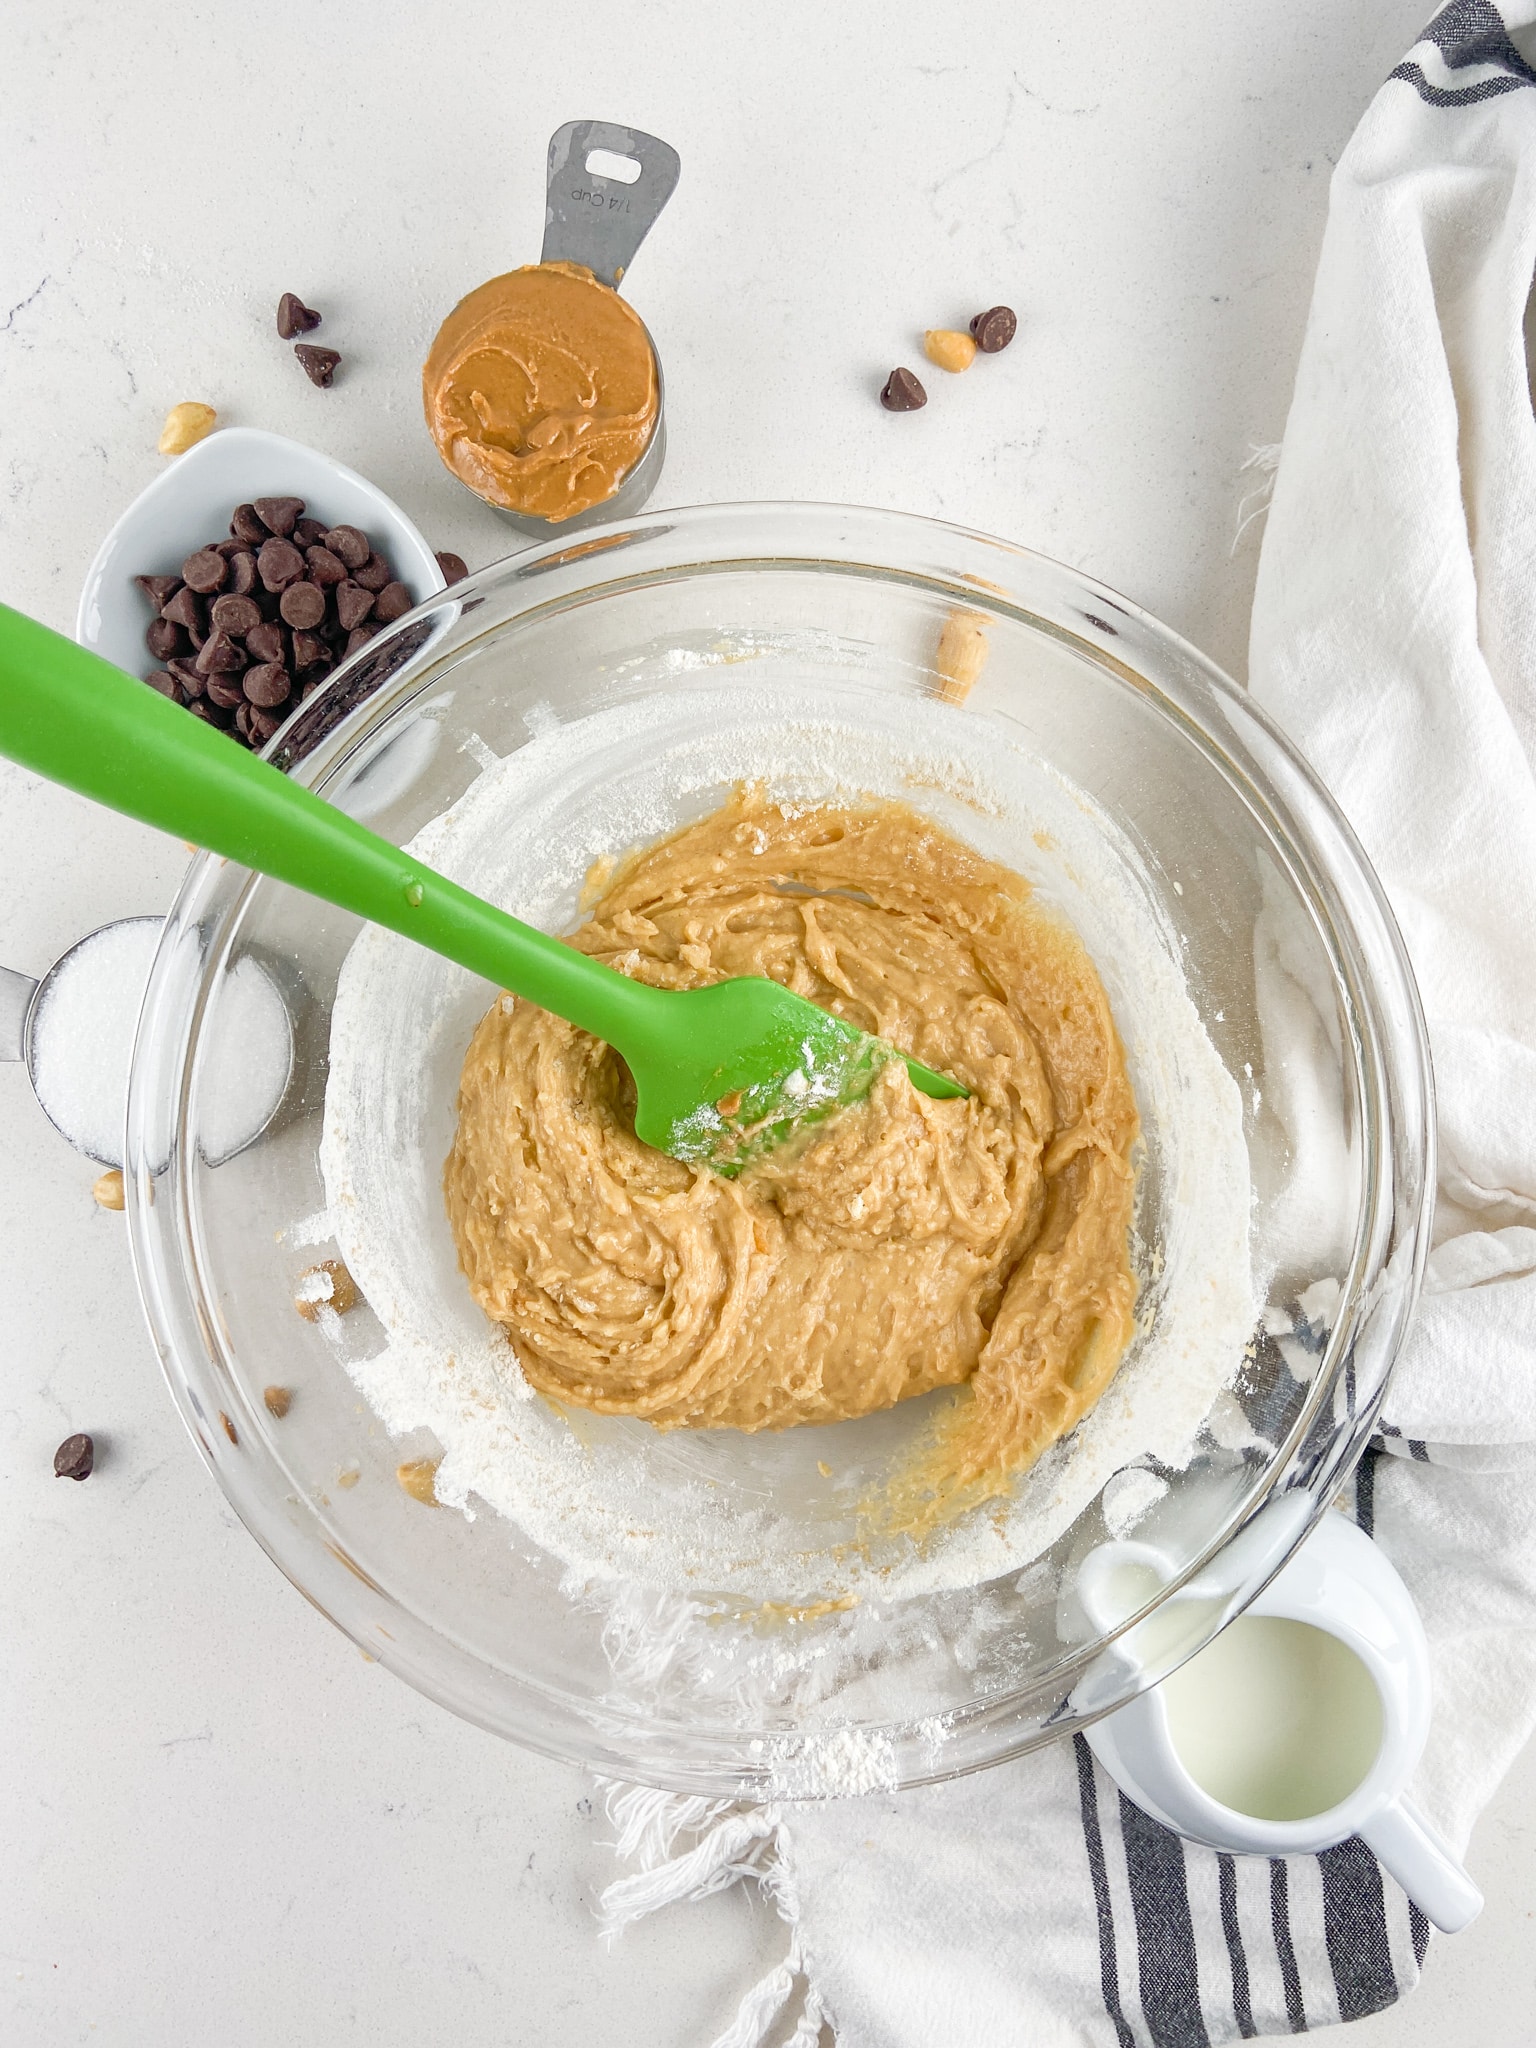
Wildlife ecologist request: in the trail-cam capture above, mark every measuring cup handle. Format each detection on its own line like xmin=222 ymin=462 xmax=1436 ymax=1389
xmin=1359 ymin=1793 xmax=1483 ymax=1933
xmin=541 ymin=120 xmax=680 ymax=289
xmin=0 ymin=963 xmax=37 ymax=1062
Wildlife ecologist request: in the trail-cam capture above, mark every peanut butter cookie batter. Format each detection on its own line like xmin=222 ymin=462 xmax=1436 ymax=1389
xmin=445 ymin=792 xmax=1139 ymax=1501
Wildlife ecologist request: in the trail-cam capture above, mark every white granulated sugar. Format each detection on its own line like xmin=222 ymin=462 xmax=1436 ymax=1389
xmin=319 ymin=682 xmax=1255 ymax=1611
xmin=30 ymin=919 xmax=160 ymax=1164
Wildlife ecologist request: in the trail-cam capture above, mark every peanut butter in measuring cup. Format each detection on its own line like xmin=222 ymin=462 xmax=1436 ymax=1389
xmin=423 ymin=122 xmax=679 ymax=535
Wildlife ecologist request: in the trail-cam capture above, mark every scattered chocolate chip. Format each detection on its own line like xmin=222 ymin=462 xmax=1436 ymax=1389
xmin=880 ymin=367 xmax=927 ymax=412
xmin=334 ymin=581 xmax=374 ymax=631
xmin=278 ymin=579 xmax=325 ymax=629
xmin=245 ymin=620 xmax=286 ymax=665
xmin=160 ymin=585 xmax=204 ymax=632
xmin=196 ymin=630 xmax=246 ymax=676
xmin=969 ymin=304 xmax=1017 ymax=353
xmin=180 ymin=548 xmax=228 ymax=594
xmin=254 ymin=495 xmax=304 ymax=538
xmin=54 ymin=1433 xmax=95 ymax=1481
xmin=305 ymin=545 xmax=345 ymax=587
xmin=323 ymin=525 xmax=370 ymax=570
xmin=210 ymin=592 xmax=262 ymax=635
xmin=293 ymin=516 xmax=326 ymax=549
xmin=257 ymin=536 xmax=305 ymax=591
xmin=276 ymin=292 xmax=321 ymax=340
xmin=294 ymin=343 xmax=341 ymax=387
xmin=372 ymin=580 xmax=412 ymax=624
xmin=243 ymin=661 xmax=293 ymax=708
xmin=344 ymin=624 xmax=377 ymax=657
xmin=145 ymin=669 xmax=180 ymax=700
xmin=435 ymin=551 xmax=468 ymax=586
xmin=145 ymin=617 xmax=185 ymax=660
xmin=231 ymin=503 xmax=268 ymax=545
xmin=135 ymin=574 xmax=181 ymax=608
xmin=353 ymin=552 xmax=391 ymax=594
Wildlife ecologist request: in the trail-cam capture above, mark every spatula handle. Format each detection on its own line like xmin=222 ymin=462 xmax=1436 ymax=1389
xmin=0 ymin=603 xmax=656 ymax=1051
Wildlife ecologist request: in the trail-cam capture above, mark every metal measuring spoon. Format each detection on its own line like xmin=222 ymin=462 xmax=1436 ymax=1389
xmin=2 ymin=915 xmax=294 ymax=1169
xmin=462 ymin=119 xmax=681 ymax=538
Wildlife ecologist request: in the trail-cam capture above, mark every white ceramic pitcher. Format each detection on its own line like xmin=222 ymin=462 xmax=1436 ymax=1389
xmin=1079 ymin=1508 xmax=1482 ymax=1934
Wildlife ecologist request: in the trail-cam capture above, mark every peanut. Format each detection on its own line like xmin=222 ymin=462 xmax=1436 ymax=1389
xmin=92 ymin=1168 xmax=126 ymax=1211
xmin=933 ymin=609 xmax=990 ymax=704
xmin=295 ymin=1258 xmax=359 ymax=1321
xmin=157 ymin=402 xmax=218 ymax=456
xmin=396 ymin=1455 xmax=441 ymax=1506
xmin=923 ymin=329 xmax=977 ymax=375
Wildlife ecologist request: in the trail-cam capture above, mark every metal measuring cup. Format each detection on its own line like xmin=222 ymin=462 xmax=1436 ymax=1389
xmin=462 ymin=119 xmax=681 ymax=539
xmin=3 ymin=916 xmax=293 ymax=1169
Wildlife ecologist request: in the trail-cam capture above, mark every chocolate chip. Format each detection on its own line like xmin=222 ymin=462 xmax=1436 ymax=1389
xmin=235 ymin=702 xmax=257 ymax=743
xmin=334 ymin=581 xmax=374 ymax=631
xmin=211 ymin=593 xmax=262 ymax=635
xmin=228 ymin=550 xmax=260 ymax=597
xmin=205 ymin=671 xmax=247 ymax=710
xmin=254 ymin=495 xmax=304 ymax=538
xmin=293 ymin=516 xmax=326 ymax=548
xmin=353 ymin=552 xmax=391 ymax=594
xmin=279 ymin=579 xmax=326 ymax=629
xmin=160 ymin=585 xmax=204 ymax=632
xmin=305 ymin=545 xmax=345 ymax=587
xmin=187 ymin=699 xmax=214 ymax=722
xmin=181 ymin=548 xmax=228 ymax=594
xmin=435 ymin=551 xmax=468 ymax=586
xmin=372 ymin=580 xmax=412 ymax=624
xmin=231 ymin=503 xmax=268 ymax=545
xmin=245 ymin=620 xmax=287 ymax=666
xmin=969 ymin=305 xmax=1017 ymax=353
xmin=276 ymin=292 xmax=321 ymax=340
xmin=145 ymin=670 xmax=180 ymax=700
xmin=145 ymin=618 xmax=185 ymax=660
xmin=344 ymin=624 xmax=377 ymax=656
xmin=243 ymin=661 xmax=293 ymax=708
xmin=135 ymin=574 xmax=181 ymax=608
xmin=257 ymin=536 xmax=305 ymax=591
xmin=323 ymin=524 xmax=370 ymax=570
xmin=879 ymin=367 xmax=927 ymax=412
xmin=186 ymin=620 xmax=207 ymax=651
xmin=54 ymin=1433 xmax=94 ymax=1481
xmin=294 ymin=343 xmax=341 ymax=387
xmin=196 ymin=630 xmax=246 ymax=676
xmin=290 ymin=629 xmax=331 ymax=672
xmin=248 ymin=705 xmax=285 ymax=745
xmin=168 ymin=656 xmax=205 ymax=696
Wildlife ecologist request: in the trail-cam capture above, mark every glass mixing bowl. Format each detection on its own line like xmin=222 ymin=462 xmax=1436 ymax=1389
xmin=124 ymin=503 xmax=1431 ymax=1796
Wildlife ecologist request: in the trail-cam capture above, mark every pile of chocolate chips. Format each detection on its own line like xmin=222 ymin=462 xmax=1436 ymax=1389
xmin=136 ymin=497 xmax=425 ymax=749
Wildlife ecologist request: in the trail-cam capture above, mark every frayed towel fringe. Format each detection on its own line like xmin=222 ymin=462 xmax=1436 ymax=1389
xmin=598 ymin=1784 xmax=823 ymax=2047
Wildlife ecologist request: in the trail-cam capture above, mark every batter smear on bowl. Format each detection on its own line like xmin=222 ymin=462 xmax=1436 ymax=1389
xmin=444 ymin=789 xmax=1139 ymax=1505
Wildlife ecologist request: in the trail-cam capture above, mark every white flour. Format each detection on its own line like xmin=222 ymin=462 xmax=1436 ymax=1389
xmin=318 ymin=681 xmax=1255 ymax=1612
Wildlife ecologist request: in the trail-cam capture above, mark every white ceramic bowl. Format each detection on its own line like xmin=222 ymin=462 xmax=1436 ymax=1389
xmin=76 ymin=426 xmax=445 ymax=672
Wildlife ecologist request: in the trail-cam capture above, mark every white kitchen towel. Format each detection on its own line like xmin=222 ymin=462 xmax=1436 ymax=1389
xmin=600 ymin=6 xmax=1536 ymax=2041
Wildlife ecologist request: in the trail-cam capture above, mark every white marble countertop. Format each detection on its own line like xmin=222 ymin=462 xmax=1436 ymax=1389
xmin=3 ymin=3 xmax=1533 ymax=2041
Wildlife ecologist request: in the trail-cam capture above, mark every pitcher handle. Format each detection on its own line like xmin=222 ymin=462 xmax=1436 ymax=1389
xmin=1359 ymin=1793 xmax=1483 ymax=1933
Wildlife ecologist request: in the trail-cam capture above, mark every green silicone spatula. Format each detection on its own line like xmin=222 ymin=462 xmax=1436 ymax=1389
xmin=0 ymin=603 xmax=966 ymax=1170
